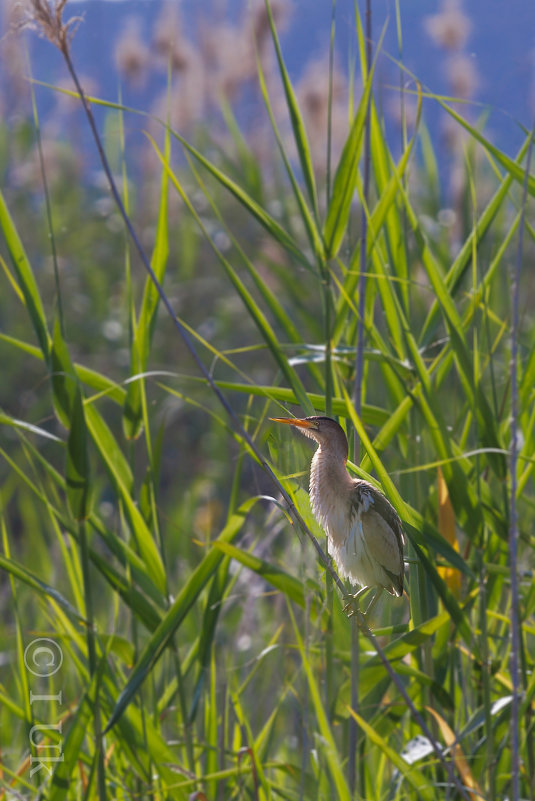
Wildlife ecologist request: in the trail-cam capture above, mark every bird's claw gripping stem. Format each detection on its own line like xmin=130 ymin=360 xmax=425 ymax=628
xmin=343 ymin=587 xmax=380 ymax=620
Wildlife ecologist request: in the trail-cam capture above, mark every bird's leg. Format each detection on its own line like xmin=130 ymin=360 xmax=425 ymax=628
xmin=344 ymin=587 xmax=383 ymax=621
xmin=343 ymin=586 xmax=372 ymax=617
xmin=363 ymin=588 xmax=381 ymax=619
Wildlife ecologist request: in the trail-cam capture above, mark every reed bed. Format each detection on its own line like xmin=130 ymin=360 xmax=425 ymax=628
xmin=0 ymin=1 xmax=534 ymax=799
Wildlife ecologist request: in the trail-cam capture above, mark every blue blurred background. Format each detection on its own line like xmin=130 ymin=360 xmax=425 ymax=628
xmin=14 ymin=0 xmax=533 ymax=153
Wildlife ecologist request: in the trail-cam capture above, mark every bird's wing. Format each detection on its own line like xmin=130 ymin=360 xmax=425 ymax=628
xmin=351 ymin=483 xmax=405 ymax=596
xmin=361 ymin=508 xmax=404 ymax=594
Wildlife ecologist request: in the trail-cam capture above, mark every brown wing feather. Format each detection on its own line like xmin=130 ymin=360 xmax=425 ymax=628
xmin=351 ymin=481 xmax=405 ymax=596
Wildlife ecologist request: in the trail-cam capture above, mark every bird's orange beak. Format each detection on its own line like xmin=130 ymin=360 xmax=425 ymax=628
xmin=269 ymin=417 xmax=315 ymax=429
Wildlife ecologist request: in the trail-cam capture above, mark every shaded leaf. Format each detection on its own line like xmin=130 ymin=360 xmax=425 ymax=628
xmin=66 ymin=385 xmax=91 ymax=521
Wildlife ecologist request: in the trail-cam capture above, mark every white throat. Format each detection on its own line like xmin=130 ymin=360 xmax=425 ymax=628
xmin=309 ymin=444 xmax=353 ymax=544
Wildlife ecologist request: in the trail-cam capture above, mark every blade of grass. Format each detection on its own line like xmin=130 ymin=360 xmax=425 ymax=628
xmin=164 ymin=376 xmax=390 ymax=426
xmin=0 ymin=550 xmax=86 ymax=624
xmin=0 ymin=188 xmax=50 ymax=360
xmin=263 ymin=0 xmax=320 ymax=225
xmin=66 ymin=385 xmax=91 ymax=523
xmin=323 ymin=57 xmax=375 ymax=259
xmin=254 ymin=28 xmax=325 ymax=263
xmin=0 ymin=413 xmax=62 ymax=443
xmin=332 ymin=123 xmax=419 ymax=342
xmin=83 ymin=404 xmax=166 ymax=594
xmin=123 ymin=126 xmax=170 ymax=441
xmin=169 ymin=128 xmax=309 ymax=266
xmin=438 ymin=102 xmax=535 ymax=196
xmin=347 ymin=709 xmax=436 ymax=801
xmin=212 ymin=540 xmax=321 ymax=611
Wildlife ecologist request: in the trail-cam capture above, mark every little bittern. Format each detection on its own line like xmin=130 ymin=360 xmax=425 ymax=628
xmin=271 ymin=416 xmax=404 ymax=598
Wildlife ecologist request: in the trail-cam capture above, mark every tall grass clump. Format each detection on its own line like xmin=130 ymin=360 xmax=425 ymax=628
xmin=0 ymin=1 xmax=534 ymax=799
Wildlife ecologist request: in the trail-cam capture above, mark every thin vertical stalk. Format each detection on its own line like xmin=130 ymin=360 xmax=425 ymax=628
xmin=477 ymin=546 xmax=495 ymax=799
xmin=28 ymin=54 xmax=64 ymax=336
xmin=326 ymin=0 xmax=337 ymax=207
xmin=320 ymin=271 xmax=336 ymax=728
xmin=322 ymin=278 xmax=334 ymax=420
xmin=79 ymin=522 xmax=96 ymax=672
xmin=508 ymin=123 xmax=533 ymax=801
xmin=299 ymin=592 xmax=311 ymax=801
xmin=467 ymin=156 xmax=495 ymax=799
xmin=348 ymin=617 xmax=360 ymax=797
xmin=79 ymin=519 xmax=107 ymax=801
xmin=352 ymin=0 xmax=372 ymax=436
xmin=320 ymin=47 xmax=335 ymax=707
xmin=394 ymin=0 xmax=407 ymax=156
xmin=121 ymin=499 xmax=149 ymax=801
xmin=394 ymin=0 xmax=411 ymax=318
xmin=349 ymin=0 xmax=372 ymax=795
xmin=1 ymin=518 xmax=35 ymax=784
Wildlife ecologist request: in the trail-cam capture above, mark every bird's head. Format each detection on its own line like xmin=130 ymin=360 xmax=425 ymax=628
xmin=270 ymin=416 xmax=348 ymax=462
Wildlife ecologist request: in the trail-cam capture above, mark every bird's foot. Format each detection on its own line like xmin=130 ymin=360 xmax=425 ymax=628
xmin=343 ymin=597 xmax=356 ymax=617
xmin=343 ymin=587 xmax=382 ymax=622
xmin=343 ymin=587 xmax=370 ymax=618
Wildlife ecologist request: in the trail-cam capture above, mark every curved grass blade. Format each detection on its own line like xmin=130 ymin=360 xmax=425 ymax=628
xmin=186 ymin=132 xmax=314 ymax=347
xmin=263 ymin=0 xmax=319 ymax=224
xmin=167 ymin=131 xmax=307 ymax=267
xmin=332 ymin=124 xmax=419 ymax=340
xmin=438 ymin=102 xmax=535 ymax=196
xmin=323 ymin=64 xmax=375 ymax=259
xmin=83 ymin=404 xmax=166 ymax=594
xmin=212 ymin=540 xmax=320 ymax=611
xmin=255 ymin=8 xmax=324 ymax=261
xmin=0 ymin=188 xmax=50 ymax=360
xmin=172 ymin=376 xmax=390 ymax=427
xmin=0 ymin=551 xmax=86 ymax=624
xmin=347 ymin=709 xmax=436 ymax=801
xmin=0 ymin=252 xmax=24 ymax=303
xmin=0 ymin=413 xmax=62 ymax=443
xmin=123 ymin=128 xmax=169 ymax=440
xmin=89 ymin=548 xmax=162 ymax=632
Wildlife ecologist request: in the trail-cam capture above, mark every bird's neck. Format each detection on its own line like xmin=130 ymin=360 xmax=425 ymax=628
xmin=309 ymin=445 xmax=353 ymax=529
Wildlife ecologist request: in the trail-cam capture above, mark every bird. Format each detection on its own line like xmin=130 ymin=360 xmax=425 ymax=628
xmin=270 ymin=415 xmax=405 ymax=605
